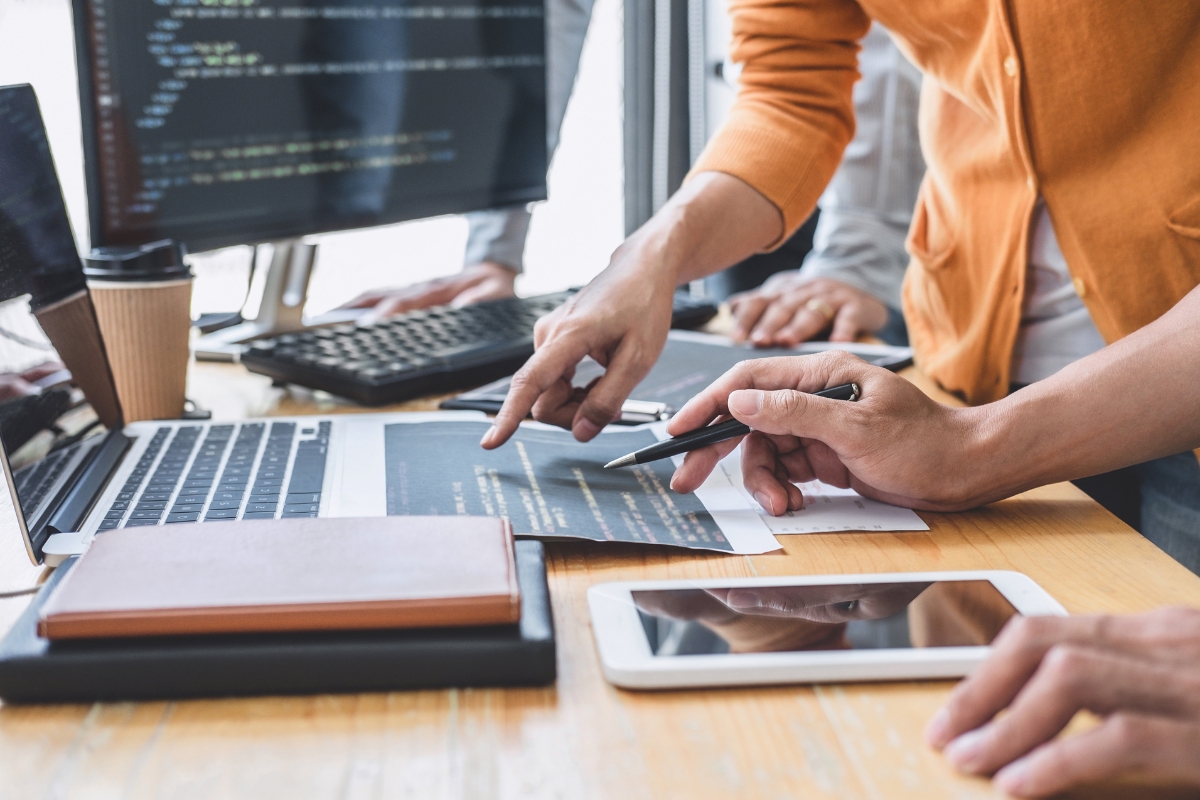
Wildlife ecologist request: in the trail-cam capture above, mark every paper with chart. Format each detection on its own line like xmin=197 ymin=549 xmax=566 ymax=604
xmin=686 ymin=438 xmax=930 ymax=535
xmin=380 ymin=416 xmax=927 ymax=554
xmin=382 ymin=419 xmax=781 ymax=554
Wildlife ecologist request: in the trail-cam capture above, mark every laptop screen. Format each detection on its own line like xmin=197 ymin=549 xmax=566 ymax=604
xmin=0 ymin=85 xmax=112 ymax=550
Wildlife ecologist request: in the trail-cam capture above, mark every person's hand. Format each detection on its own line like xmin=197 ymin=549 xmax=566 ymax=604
xmin=480 ymin=172 xmax=784 ymax=450
xmin=729 ymin=275 xmax=890 ymax=347
xmin=667 ymin=351 xmax=995 ymax=512
xmin=479 ymin=231 xmax=680 ymax=447
xmin=338 ymin=261 xmax=517 ymax=323
xmin=632 ymin=588 xmax=850 ymax=653
xmin=926 ymin=608 xmax=1200 ymax=797
xmin=709 ymin=582 xmax=931 ymax=624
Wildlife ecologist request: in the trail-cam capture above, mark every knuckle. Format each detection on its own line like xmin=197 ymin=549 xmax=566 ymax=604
xmin=1106 ymin=712 xmax=1154 ymax=751
xmin=1006 ymin=613 xmax=1054 ymax=650
xmin=585 ymin=399 xmax=622 ymax=423
xmin=507 ymin=367 xmax=538 ymax=395
xmin=821 ymin=350 xmax=858 ymax=370
xmin=1040 ymin=644 xmax=1089 ymax=694
xmin=770 ymin=390 xmax=806 ymax=417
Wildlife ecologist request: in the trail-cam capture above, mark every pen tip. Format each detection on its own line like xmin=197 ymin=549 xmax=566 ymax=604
xmin=604 ymin=454 xmax=636 ymax=469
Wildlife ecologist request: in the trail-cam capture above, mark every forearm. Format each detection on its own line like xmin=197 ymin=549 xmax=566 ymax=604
xmin=966 ymin=284 xmax=1200 ymax=501
xmin=627 ymin=171 xmax=783 ymax=285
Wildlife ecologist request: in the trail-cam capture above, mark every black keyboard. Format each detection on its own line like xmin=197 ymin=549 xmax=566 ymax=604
xmin=98 ymin=420 xmax=330 ymax=529
xmin=241 ymin=290 xmax=719 ymax=406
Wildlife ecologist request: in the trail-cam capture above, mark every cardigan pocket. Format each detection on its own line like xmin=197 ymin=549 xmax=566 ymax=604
xmin=906 ymin=177 xmax=958 ymax=271
xmin=1167 ymin=195 xmax=1200 ymax=240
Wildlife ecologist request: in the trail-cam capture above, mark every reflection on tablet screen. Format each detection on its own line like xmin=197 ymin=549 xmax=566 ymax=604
xmin=632 ymin=581 xmax=1019 ymax=656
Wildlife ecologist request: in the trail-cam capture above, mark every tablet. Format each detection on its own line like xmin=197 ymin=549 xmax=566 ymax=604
xmin=587 ymin=571 xmax=1066 ymax=689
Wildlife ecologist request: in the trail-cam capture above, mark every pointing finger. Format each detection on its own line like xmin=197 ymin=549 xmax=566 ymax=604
xmin=483 ymin=340 xmax=588 ymax=448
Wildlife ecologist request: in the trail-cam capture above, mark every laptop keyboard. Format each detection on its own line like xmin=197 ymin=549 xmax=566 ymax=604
xmin=12 ymin=441 xmax=82 ymax=518
xmin=98 ymin=420 xmax=331 ymax=529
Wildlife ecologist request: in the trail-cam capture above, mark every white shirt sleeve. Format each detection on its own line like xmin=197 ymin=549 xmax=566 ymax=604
xmin=797 ymin=24 xmax=925 ymax=311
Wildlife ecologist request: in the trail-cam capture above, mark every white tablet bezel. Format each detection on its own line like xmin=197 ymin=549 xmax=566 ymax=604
xmin=588 ymin=571 xmax=1067 ymax=690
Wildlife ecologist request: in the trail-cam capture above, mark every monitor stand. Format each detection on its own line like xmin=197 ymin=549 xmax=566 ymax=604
xmin=192 ymin=240 xmax=364 ymax=362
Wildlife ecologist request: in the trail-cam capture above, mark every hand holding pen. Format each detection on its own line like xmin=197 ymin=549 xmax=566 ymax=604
xmin=657 ymin=353 xmax=987 ymax=517
xmin=605 ymin=382 xmax=859 ymax=469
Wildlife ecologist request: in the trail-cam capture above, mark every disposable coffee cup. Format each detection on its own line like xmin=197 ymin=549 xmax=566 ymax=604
xmin=84 ymin=240 xmax=193 ymax=422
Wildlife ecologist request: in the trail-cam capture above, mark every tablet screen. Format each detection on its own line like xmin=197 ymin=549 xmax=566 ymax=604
xmin=632 ymin=580 xmax=1018 ymax=656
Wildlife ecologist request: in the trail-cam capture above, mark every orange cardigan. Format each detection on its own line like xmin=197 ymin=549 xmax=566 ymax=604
xmin=694 ymin=0 xmax=1200 ymax=404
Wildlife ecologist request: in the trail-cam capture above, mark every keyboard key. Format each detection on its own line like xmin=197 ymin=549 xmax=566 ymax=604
xmin=125 ymin=519 xmax=158 ymax=527
xmin=175 ymin=495 xmax=207 ymax=505
xmin=98 ymin=519 xmax=120 ymax=530
xmin=171 ymin=504 xmax=205 ymax=513
xmin=244 ymin=502 xmax=277 ymax=513
xmin=130 ymin=510 xmax=165 ymax=519
xmin=211 ymin=491 xmax=243 ymax=502
xmin=251 ymin=485 xmax=281 ymax=496
xmin=205 ymin=508 xmax=238 ymax=519
xmin=141 ymin=492 xmax=172 ymax=502
xmin=287 ymin=466 xmax=325 ymax=494
xmin=285 ymin=493 xmax=320 ymax=504
xmin=283 ymin=503 xmax=320 ymax=514
xmin=282 ymin=511 xmax=318 ymax=518
xmin=253 ymin=477 xmax=283 ymax=486
xmin=108 ymin=500 xmax=130 ymax=510
xmin=209 ymin=500 xmax=242 ymax=510
xmin=242 ymin=511 xmax=276 ymax=520
xmin=116 ymin=491 xmax=135 ymax=501
xmin=166 ymin=512 xmax=199 ymax=524
xmin=105 ymin=507 xmax=126 ymax=519
xmin=134 ymin=501 xmax=167 ymax=510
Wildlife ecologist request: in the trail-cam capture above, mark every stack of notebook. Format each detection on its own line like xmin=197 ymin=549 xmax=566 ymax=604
xmin=0 ymin=517 xmax=556 ymax=702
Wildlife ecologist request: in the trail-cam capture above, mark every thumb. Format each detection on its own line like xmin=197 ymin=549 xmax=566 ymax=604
xmin=727 ymin=388 xmax=839 ymax=438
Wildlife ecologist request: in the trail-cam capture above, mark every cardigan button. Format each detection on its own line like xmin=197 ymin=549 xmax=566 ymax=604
xmin=1072 ymin=276 xmax=1088 ymax=298
xmin=1004 ymin=56 xmax=1018 ymax=77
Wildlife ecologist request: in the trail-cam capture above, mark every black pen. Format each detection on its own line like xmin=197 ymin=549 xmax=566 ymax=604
xmin=603 ymin=382 xmax=860 ymax=469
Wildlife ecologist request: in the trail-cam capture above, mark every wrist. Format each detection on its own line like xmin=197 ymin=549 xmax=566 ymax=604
xmin=621 ymin=171 xmax=782 ymax=287
xmin=463 ymin=261 xmax=519 ymax=284
xmin=955 ymin=397 xmax=1037 ymax=506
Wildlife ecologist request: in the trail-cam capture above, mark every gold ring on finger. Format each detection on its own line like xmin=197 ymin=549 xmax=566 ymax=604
xmin=804 ymin=298 xmax=835 ymax=323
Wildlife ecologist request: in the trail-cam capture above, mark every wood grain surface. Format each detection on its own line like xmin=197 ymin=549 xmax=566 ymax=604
xmin=0 ymin=355 xmax=1197 ymax=800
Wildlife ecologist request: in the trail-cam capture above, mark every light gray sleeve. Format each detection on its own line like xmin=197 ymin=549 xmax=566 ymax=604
xmin=797 ymin=24 xmax=925 ymax=310
xmin=464 ymin=0 xmax=597 ymax=273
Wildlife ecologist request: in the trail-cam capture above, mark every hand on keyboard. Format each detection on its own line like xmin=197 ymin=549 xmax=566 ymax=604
xmin=339 ymin=262 xmax=518 ymax=324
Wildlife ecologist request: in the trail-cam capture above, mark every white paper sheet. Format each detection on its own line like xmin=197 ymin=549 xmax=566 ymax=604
xmin=652 ymin=424 xmax=930 ymax=538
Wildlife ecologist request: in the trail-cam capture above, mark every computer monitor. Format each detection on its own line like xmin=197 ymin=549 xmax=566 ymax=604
xmin=69 ymin=0 xmax=547 ymax=355
xmin=71 ymin=0 xmax=548 ymax=252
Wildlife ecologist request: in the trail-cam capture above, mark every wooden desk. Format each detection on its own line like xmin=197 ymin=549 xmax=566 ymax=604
xmin=1 ymin=359 xmax=1198 ymax=800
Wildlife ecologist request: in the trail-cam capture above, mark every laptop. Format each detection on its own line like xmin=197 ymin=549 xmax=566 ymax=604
xmin=0 ymin=84 xmax=475 ymax=566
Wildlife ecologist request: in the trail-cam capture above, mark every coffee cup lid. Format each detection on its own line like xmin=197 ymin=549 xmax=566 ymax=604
xmin=84 ymin=240 xmax=192 ymax=282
